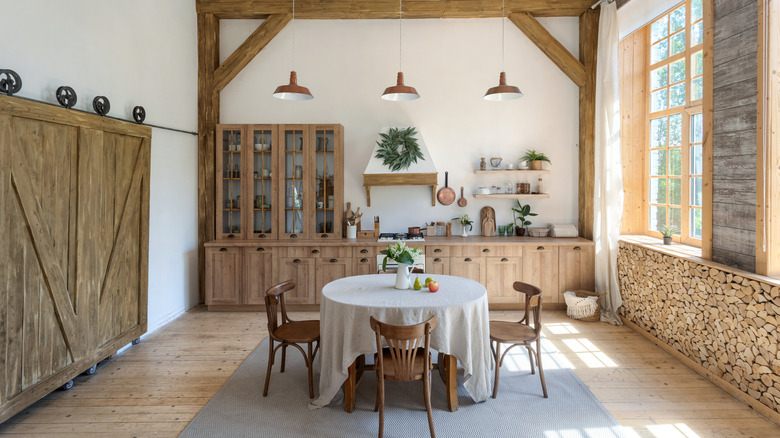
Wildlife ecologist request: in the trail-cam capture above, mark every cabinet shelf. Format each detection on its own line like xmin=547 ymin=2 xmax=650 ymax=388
xmin=473 ymin=169 xmax=550 ymax=175
xmin=473 ymin=193 xmax=550 ymax=199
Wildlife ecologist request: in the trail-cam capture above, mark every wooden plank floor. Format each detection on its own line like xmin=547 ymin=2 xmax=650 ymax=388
xmin=1 ymin=307 xmax=779 ymax=437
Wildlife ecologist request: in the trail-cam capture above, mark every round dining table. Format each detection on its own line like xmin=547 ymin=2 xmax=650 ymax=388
xmin=310 ymin=274 xmax=493 ymax=412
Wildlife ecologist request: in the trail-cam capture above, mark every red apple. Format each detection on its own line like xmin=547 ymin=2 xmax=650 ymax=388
xmin=428 ymin=281 xmax=439 ymax=292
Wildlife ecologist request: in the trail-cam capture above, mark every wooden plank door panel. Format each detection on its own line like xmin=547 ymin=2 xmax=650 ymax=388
xmin=276 ymin=257 xmax=316 ymax=304
xmin=244 ymin=247 xmax=274 ymax=305
xmin=485 ymin=257 xmax=523 ymax=304
xmin=315 ymin=257 xmax=353 ymax=303
xmin=558 ymin=245 xmax=596 ymax=303
xmin=205 ymin=247 xmax=243 ymax=305
xmin=522 ymin=245 xmax=560 ymax=304
xmin=449 ymin=257 xmax=484 ymax=283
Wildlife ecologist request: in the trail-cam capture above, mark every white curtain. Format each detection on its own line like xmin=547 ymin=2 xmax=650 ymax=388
xmin=593 ymin=2 xmax=624 ymax=325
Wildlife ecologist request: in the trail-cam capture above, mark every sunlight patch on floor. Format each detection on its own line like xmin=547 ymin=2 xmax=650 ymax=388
xmin=546 ymin=322 xmax=581 ymax=335
xmin=501 ymin=339 xmax=575 ymax=372
xmin=562 ymin=338 xmax=618 ymax=368
xmin=542 ymin=425 xmax=638 ymax=437
xmin=647 ymin=423 xmax=701 ymax=438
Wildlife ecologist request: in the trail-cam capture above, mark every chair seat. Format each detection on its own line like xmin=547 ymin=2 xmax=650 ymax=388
xmin=489 ymin=320 xmax=535 ymax=343
xmin=376 ymin=348 xmax=429 ymax=381
xmin=273 ymin=320 xmax=320 ymax=343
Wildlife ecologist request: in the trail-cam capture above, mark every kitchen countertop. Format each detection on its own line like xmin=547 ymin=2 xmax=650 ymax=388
xmin=205 ymin=235 xmax=593 ymax=247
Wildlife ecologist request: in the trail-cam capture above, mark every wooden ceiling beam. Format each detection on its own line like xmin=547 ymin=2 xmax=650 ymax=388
xmin=214 ymin=14 xmax=292 ymax=91
xmin=508 ymin=12 xmax=586 ymax=87
xmin=196 ymin=0 xmax=597 ymax=18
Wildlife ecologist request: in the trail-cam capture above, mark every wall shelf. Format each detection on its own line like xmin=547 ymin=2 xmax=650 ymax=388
xmin=473 ymin=193 xmax=550 ymax=199
xmin=473 ymin=169 xmax=550 ymax=175
xmin=363 ymin=172 xmax=438 ymax=206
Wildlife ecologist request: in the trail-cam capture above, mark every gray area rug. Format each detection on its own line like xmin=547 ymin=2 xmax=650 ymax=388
xmin=180 ymin=339 xmax=630 ymax=438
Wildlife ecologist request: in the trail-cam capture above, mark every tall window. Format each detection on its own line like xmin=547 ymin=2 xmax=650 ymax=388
xmin=647 ymin=0 xmax=704 ymax=245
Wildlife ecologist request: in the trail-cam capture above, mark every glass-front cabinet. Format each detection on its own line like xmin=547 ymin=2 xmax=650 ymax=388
xmin=249 ymin=125 xmax=277 ymax=239
xmin=215 ymin=123 xmax=343 ymax=242
xmin=216 ymin=125 xmax=244 ymax=239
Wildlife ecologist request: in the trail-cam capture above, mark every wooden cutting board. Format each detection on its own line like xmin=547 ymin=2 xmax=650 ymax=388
xmin=480 ymin=206 xmax=496 ymax=237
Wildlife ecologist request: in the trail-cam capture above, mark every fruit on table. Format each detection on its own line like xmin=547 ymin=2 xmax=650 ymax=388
xmin=428 ymin=281 xmax=439 ymax=292
xmin=413 ymin=276 xmax=423 ymax=290
xmin=424 ymin=277 xmax=434 ymax=287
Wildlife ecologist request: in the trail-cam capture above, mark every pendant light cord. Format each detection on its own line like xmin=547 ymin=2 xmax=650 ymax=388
xmin=399 ymin=0 xmax=403 ymax=71
xmin=292 ymin=0 xmax=296 ymax=71
xmin=501 ymin=0 xmax=505 ymax=72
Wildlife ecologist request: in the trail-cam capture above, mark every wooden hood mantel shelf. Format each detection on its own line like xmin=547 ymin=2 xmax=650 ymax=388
xmin=363 ymin=172 xmax=438 ymax=206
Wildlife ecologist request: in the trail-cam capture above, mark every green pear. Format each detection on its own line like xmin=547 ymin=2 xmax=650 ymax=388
xmin=413 ymin=276 xmax=423 ymax=290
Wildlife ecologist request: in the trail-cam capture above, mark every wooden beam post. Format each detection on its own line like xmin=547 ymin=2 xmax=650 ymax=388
xmin=214 ymin=14 xmax=292 ymax=92
xmin=198 ymin=12 xmax=220 ymax=303
xmin=508 ymin=12 xmax=586 ymax=87
xmin=701 ymin=0 xmax=714 ymax=259
xmin=578 ymin=9 xmax=599 ymax=240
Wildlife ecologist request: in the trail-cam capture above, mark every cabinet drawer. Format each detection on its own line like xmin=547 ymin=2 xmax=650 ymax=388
xmin=482 ymin=246 xmax=520 ymax=257
xmin=425 ymin=246 xmax=450 ymax=257
xmin=275 ymin=246 xmax=312 ymax=258
xmin=449 ymin=246 xmax=484 ymax=258
xmin=319 ymin=247 xmax=353 ymax=258
xmin=353 ymin=246 xmax=378 ymax=258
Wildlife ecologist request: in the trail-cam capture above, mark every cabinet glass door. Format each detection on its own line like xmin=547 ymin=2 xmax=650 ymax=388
xmin=250 ymin=127 xmax=275 ymax=239
xmin=315 ymin=128 xmax=336 ymax=236
xmin=219 ymin=127 xmax=242 ymax=238
xmin=282 ymin=128 xmax=306 ymax=238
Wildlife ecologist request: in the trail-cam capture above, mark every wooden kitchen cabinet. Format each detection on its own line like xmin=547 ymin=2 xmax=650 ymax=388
xmin=449 ymin=256 xmax=484 ymax=283
xmin=315 ymin=257 xmax=354 ymax=303
xmin=243 ymin=246 xmax=274 ymax=305
xmin=276 ymin=256 xmax=317 ymax=304
xmin=205 ymin=246 xmax=243 ymax=305
xmin=522 ymin=245 xmax=560 ymax=304
xmin=558 ymin=244 xmax=596 ymax=301
xmin=426 ymin=256 xmax=450 ymax=275
xmin=485 ymin=256 xmax=523 ymax=304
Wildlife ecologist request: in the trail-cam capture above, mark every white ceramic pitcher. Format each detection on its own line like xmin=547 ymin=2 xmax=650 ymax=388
xmin=394 ymin=264 xmax=412 ymax=290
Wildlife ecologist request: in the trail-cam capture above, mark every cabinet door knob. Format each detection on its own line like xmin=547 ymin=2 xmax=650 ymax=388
xmin=434 ymin=249 xmax=442 ymax=253
xmin=293 ymin=259 xmax=301 ymax=263
xmin=537 ymin=246 xmax=545 ymax=250
xmin=227 ymin=234 xmax=235 ymax=239
xmin=501 ymin=257 xmax=509 ymax=262
xmin=330 ymin=258 xmax=338 ymax=263
xmin=360 ymin=249 xmax=368 ymax=254
xmin=219 ymin=248 xmax=228 ymax=252
xmin=360 ymin=258 xmax=368 ymax=263
xmin=434 ymin=258 xmax=442 ymax=262
xmin=321 ymin=234 xmax=329 ymax=238
xmin=482 ymin=248 xmax=491 ymax=253
xmin=256 ymin=247 xmax=265 ymax=252
xmin=574 ymin=246 xmax=581 ymax=250
xmin=290 ymin=234 xmax=298 ymax=238
xmin=465 ymin=258 xmax=472 ymax=262
xmin=312 ymin=249 xmax=320 ymax=254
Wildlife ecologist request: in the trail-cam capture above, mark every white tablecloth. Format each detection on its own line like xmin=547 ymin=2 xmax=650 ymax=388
xmin=310 ymin=274 xmax=493 ymax=409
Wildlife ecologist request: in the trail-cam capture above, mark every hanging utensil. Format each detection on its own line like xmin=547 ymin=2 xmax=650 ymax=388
xmin=436 ymin=171 xmax=456 ymax=206
xmin=457 ymin=187 xmax=467 ymax=207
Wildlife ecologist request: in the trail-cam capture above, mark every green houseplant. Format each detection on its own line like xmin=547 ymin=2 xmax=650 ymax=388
xmin=659 ymin=225 xmax=676 ymax=245
xmin=522 ymin=149 xmax=551 ymax=170
xmin=511 ymin=201 xmax=537 ymax=236
xmin=452 ymin=214 xmax=474 ymax=237
xmin=380 ymin=241 xmax=424 ymax=271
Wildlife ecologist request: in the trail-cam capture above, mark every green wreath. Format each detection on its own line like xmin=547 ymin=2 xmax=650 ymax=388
xmin=374 ymin=127 xmax=425 ymax=172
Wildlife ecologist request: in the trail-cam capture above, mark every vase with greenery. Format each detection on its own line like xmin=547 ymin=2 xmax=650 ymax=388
xmin=521 ymin=149 xmax=551 ymax=170
xmin=511 ymin=201 xmax=537 ymax=236
xmin=380 ymin=241 xmax=424 ymax=289
xmin=660 ymin=225 xmax=676 ymax=245
xmin=452 ymin=214 xmax=473 ymax=237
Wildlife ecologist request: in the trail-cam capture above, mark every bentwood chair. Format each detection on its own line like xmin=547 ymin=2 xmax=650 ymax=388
xmin=489 ymin=282 xmax=548 ymax=399
xmin=263 ymin=280 xmax=320 ymax=398
xmin=370 ymin=315 xmax=437 ymax=438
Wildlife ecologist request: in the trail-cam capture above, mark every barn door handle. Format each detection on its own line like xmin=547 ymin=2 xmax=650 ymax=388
xmin=219 ymin=248 xmax=228 ymax=252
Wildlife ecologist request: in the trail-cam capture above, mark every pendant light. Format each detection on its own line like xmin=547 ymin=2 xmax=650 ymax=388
xmin=484 ymin=0 xmax=523 ymax=101
xmin=382 ymin=0 xmax=419 ymax=101
xmin=273 ymin=0 xmax=313 ymax=100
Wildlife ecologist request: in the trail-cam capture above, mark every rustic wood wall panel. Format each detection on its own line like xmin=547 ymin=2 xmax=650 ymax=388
xmin=711 ymin=0 xmax=758 ymax=271
xmin=0 ymin=95 xmax=150 ymax=423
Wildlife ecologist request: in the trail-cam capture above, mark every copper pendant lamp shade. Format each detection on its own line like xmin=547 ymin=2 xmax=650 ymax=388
xmin=484 ymin=71 xmax=523 ymax=101
xmin=382 ymin=72 xmax=419 ymax=101
xmin=273 ymin=71 xmax=313 ymax=101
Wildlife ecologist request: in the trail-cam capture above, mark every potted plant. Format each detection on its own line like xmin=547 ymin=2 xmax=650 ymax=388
xmin=660 ymin=225 xmax=676 ymax=245
xmin=511 ymin=201 xmax=537 ymax=236
xmin=521 ymin=149 xmax=551 ymax=170
xmin=452 ymin=214 xmax=474 ymax=237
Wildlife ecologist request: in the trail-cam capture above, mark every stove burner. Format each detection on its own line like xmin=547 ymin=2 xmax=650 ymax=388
xmin=377 ymin=232 xmax=425 ymax=242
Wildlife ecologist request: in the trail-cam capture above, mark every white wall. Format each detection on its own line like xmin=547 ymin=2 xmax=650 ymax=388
xmin=0 ymin=0 xmax=200 ymax=333
xmin=220 ymin=17 xmax=581 ymax=233
xmin=618 ymin=0 xmax=682 ymax=39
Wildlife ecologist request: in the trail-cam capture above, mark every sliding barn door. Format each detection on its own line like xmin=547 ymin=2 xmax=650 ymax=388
xmin=0 ymin=96 xmax=150 ymax=422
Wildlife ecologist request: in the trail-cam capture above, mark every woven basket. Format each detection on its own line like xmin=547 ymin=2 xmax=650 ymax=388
xmin=566 ymin=290 xmax=604 ymax=322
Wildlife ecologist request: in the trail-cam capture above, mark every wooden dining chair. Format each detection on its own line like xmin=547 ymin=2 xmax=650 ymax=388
xmin=370 ymin=315 xmax=437 ymax=438
xmin=489 ymin=282 xmax=548 ymax=399
xmin=263 ymin=280 xmax=320 ymax=399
